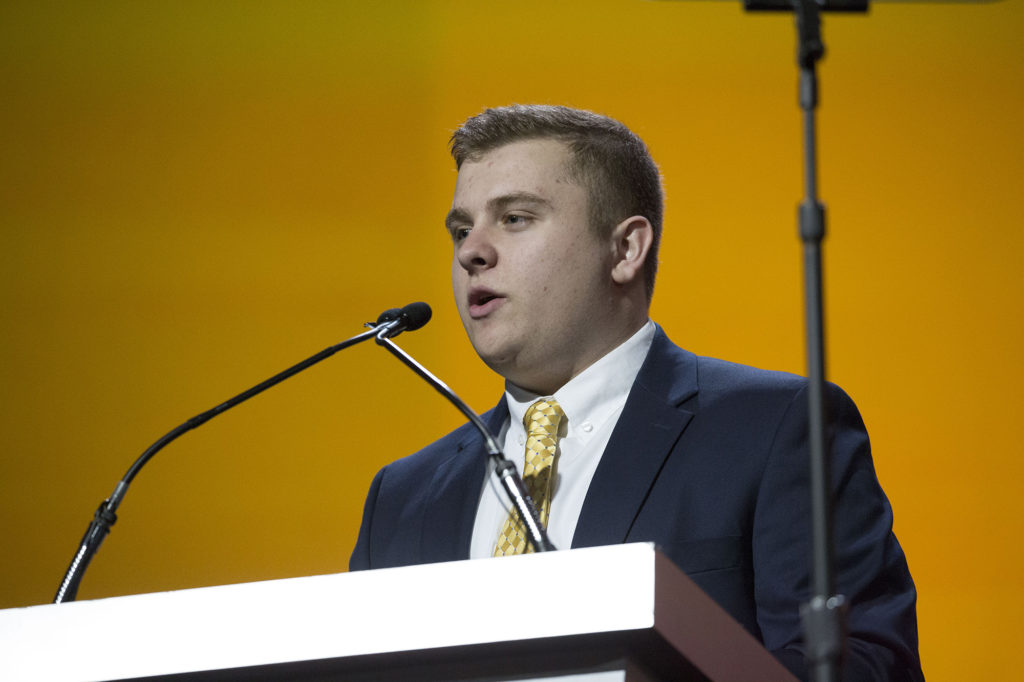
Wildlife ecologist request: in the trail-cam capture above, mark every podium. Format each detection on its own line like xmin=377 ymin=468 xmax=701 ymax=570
xmin=0 ymin=544 xmax=796 ymax=681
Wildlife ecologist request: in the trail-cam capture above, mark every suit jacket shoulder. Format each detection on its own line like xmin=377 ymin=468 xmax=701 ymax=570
xmin=575 ymin=327 xmax=921 ymax=680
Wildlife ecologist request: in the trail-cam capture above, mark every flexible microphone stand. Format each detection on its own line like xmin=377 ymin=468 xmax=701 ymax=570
xmin=374 ymin=324 xmax=555 ymax=554
xmin=54 ymin=302 xmax=551 ymax=605
xmin=54 ymin=308 xmax=423 ymax=604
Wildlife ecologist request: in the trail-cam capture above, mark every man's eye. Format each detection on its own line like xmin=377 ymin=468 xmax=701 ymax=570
xmin=505 ymin=214 xmax=529 ymax=226
xmin=453 ymin=227 xmax=471 ymax=242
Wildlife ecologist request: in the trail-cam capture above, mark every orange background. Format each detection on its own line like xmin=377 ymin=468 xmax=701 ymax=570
xmin=1 ymin=2 xmax=1021 ymax=678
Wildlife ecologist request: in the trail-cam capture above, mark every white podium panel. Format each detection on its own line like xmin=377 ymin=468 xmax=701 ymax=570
xmin=0 ymin=544 xmax=796 ymax=681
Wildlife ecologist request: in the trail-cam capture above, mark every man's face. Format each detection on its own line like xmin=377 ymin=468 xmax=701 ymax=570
xmin=447 ymin=138 xmax=620 ymax=394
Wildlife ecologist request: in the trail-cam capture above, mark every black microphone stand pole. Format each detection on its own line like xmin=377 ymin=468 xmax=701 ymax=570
xmin=742 ymin=1 xmax=868 ymax=679
xmin=790 ymin=2 xmax=847 ymax=681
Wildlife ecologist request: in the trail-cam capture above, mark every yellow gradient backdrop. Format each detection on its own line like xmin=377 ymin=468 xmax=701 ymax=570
xmin=1 ymin=2 xmax=1021 ymax=678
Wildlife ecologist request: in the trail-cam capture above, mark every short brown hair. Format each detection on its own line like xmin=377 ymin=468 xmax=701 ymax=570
xmin=450 ymin=105 xmax=663 ymax=300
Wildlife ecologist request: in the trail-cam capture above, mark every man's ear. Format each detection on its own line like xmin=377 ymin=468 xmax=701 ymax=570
xmin=610 ymin=216 xmax=653 ymax=286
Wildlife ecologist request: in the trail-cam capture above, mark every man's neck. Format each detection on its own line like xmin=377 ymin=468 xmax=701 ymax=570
xmin=506 ymin=318 xmax=653 ymax=397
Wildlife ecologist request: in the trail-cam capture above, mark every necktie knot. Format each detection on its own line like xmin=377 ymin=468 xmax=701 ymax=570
xmin=522 ymin=399 xmax=564 ymax=478
xmin=524 ymin=398 xmax=564 ymax=438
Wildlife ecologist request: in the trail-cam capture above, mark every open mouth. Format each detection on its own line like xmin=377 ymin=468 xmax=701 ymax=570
xmin=468 ymin=289 xmax=503 ymax=318
xmin=469 ymin=287 xmax=501 ymax=306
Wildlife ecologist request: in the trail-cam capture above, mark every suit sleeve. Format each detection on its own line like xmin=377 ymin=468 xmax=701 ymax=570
xmin=753 ymin=383 xmax=923 ymax=681
xmin=349 ymin=466 xmax=386 ymax=572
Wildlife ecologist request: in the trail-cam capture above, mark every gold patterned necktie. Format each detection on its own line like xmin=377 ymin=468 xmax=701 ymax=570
xmin=493 ymin=398 xmax=565 ymax=557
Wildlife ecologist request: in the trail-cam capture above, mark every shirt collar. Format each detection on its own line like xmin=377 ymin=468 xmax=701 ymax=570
xmin=504 ymin=320 xmax=656 ymax=439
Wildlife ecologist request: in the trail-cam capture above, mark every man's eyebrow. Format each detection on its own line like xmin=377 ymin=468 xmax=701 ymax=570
xmin=445 ymin=207 xmax=471 ymax=234
xmin=487 ymin=192 xmax=552 ymax=213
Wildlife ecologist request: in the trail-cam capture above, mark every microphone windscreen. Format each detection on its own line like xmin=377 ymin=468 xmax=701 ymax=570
xmin=401 ymin=302 xmax=432 ymax=331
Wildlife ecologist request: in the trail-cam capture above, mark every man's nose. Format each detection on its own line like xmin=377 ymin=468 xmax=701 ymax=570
xmin=456 ymin=227 xmax=497 ymax=273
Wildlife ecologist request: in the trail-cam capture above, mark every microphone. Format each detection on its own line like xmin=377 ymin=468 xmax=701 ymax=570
xmin=372 ymin=306 xmax=555 ymax=554
xmin=54 ymin=305 xmax=426 ymax=604
xmin=374 ymin=302 xmax=432 ymax=339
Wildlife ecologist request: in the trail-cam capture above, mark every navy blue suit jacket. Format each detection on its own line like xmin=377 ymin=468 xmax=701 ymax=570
xmin=350 ymin=328 xmax=923 ymax=680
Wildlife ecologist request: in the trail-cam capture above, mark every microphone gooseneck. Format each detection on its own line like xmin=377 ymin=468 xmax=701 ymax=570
xmin=54 ymin=305 xmax=424 ymax=604
xmin=373 ymin=306 xmax=555 ymax=554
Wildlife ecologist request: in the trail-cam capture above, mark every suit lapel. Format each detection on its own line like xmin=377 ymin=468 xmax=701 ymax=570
xmin=572 ymin=329 xmax=699 ymax=548
xmin=419 ymin=399 xmax=509 ymax=563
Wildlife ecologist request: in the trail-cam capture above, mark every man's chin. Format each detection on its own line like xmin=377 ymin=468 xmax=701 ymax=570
xmin=474 ymin=351 xmax=549 ymax=394
xmin=465 ymin=337 xmax=514 ymax=374
xmin=474 ymin=348 xmax=514 ymax=376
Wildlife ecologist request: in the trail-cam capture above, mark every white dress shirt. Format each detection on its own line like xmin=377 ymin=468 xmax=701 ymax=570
xmin=469 ymin=320 xmax=657 ymax=558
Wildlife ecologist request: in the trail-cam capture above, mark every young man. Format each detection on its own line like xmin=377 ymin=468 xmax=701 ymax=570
xmin=351 ymin=105 xmax=922 ymax=680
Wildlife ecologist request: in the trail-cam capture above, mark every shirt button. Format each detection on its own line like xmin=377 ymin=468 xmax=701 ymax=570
xmin=581 ymin=421 xmax=593 ymax=433
xmin=517 ymin=435 xmax=525 ymax=446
